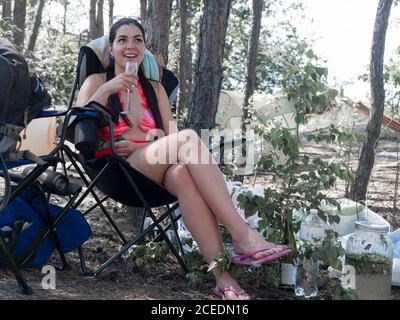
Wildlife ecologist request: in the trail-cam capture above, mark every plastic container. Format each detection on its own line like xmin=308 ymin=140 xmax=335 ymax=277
xmin=298 ymin=209 xmax=326 ymax=244
xmin=295 ymin=209 xmax=326 ymax=298
xmin=345 ymin=221 xmax=393 ymax=300
xmin=320 ymin=198 xmax=364 ymax=236
xmin=295 ymin=258 xmax=319 ymax=298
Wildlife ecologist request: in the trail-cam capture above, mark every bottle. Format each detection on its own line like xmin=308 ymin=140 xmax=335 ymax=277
xmin=295 ymin=209 xmax=326 ymax=298
xmin=299 ymin=209 xmax=326 ymax=244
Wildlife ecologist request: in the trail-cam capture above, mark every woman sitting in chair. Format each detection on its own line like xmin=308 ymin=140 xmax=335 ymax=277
xmin=76 ymin=17 xmax=290 ymax=300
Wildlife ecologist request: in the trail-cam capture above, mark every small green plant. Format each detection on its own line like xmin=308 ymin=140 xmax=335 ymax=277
xmin=128 ymin=242 xmax=170 ymax=267
xmin=323 ymin=278 xmax=358 ymax=300
xmin=304 ymin=125 xmax=364 ymax=195
xmin=235 ymin=52 xmax=353 ymax=294
xmin=208 ymin=250 xmax=247 ymax=279
xmin=263 ymin=264 xmax=282 ymax=288
xmin=296 ymin=230 xmax=345 ymax=278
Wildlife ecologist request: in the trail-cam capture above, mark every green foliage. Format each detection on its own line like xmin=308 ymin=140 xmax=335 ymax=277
xmin=281 ymin=49 xmax=338 ymax=118
xmin=323 ymin=278 xmax=358 ymax=300
xmin=1 ymin=0 xmax=89 ymax=105
xmin=223 ymin=1 xmax=252 ymax=90
xmin=304 ymin=124 xmax=362 ymax=195
xmin=167 ymin=0 xmax=180 ymax=72
xmin=360 ymin=45 xmax=400 ymax=120
xmin=223 ymin=0 xmax=313 ymax=93
xmin=236 ymin=54 xmax=351 ymax=287
xmin=128 ymin=242 xmax=170 ymax=267
xmin=208 ymin=250 xmax=246 ymax=279
xmin=184 ymin=250 xmax=206 ymax=273
xmin=333 ymin=288 xmax=358 ymax=300
xmin=305 ymin=125 xmax=364 ymax=150
xmin=299 ymin=230 xmax=345 ymax=270
xmin=25 ymin=32 xmax=88 ymax=105
xmin=0 ymin=18 xmax=16 ymax=39
xmin=345 ymin=253 xmax=393 ymax=275
xmin=263 ymin=264 xmax=282 ymax=288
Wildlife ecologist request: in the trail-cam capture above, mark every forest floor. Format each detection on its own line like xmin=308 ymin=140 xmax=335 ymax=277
xmin=1 ymin=98 xmax=400 ymax=300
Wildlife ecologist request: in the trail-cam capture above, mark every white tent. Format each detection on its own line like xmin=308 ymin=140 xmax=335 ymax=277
xmin=214 ymin=90 xmax=296 ymax=175
xmin=215 ymin=90 xmax=296 ymax=132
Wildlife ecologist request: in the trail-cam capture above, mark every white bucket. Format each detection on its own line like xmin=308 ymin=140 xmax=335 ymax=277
xmin=19 ymin=117 xmax=57 ymax=156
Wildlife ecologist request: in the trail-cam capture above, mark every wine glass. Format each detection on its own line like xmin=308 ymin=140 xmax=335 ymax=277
xmin=121 ymin=61 xmax=138 ymax=114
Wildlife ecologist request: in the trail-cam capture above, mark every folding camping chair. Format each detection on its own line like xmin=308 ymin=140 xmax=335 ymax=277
xmin=60 ymin=36 xmax=188 ymax=276
xmin=0 ymin=37 xmax=91 ymax=294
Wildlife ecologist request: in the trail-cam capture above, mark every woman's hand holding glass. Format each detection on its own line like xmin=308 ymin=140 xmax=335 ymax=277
xmin=121 ymin=61 xmax=138 ymax=114
xmin=100 ymin=70 xmax=137 ymax=101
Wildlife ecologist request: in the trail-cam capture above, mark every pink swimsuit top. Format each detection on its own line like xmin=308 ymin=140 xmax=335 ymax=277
xmin=95 ymin=80 xmax=157 ymax=158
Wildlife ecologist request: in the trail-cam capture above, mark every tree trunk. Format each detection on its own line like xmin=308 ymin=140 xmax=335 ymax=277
xmin=140 ymin=0 xmax=147 ymax=26
xmin=177 ymin=0 xmax=192 ymax=120
xmin=89 ymin=0 xmax=97 ymax=40
xmin=89 ymin=0 xmax=104 ymax=39
xmin=186 ymin=0 xmax=231 ymax=133
xmin=13 ymin=0 xmax=27 ymax=50
xmin=351 ymin=0 xmax=393 ymax=201
xmin=109 ymin=0 xmax=114 ymax=28
xmin=242 ymin=0 xmax=263 ymax=133
xmin=145 ymin=0 xmax=172 ymax=65
xmin=2 ymin=0 xmax=12 ymax=19
xmin=62 ymin=0 xmax=68 ymax=34
xmin=28 ymin=0 xmax=45 ymax=52
xmin=96 ymin=0 xmax=104 ymax=37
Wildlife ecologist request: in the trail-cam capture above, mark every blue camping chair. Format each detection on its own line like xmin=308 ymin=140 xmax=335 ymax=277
xmin=0 ymin=37 xmax=91 ymax=294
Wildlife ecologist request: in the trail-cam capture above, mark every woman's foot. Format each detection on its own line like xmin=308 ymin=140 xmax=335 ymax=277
xmin=213 ymin=272 xmax=250 ymax=300
xmin=232 ymin=228 xmax=289 ymax=262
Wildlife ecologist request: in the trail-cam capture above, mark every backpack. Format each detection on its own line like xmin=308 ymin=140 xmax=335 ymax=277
xmin=0 ymin=185 xmax=91 ymax=267
xmin=0 ymin=37 xmax=51 ymax=156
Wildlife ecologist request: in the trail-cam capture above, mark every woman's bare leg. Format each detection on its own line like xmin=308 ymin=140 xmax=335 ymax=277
xmin=163 ymin=164 xmax=249 ymax=299
xmin=127 ymin=129 xmax=282 ymax=260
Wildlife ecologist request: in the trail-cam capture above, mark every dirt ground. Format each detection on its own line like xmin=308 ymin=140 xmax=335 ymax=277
xmin=1 ymin=99 xmax=400 ymax=300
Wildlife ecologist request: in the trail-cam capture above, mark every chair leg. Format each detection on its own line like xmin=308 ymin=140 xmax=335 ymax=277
xmin=77 ymin=246 xmax=94 ymax=276
xmin=168 ymin=208 xmax=186 ymax=260
xmin=36 ymin=184 xmax=70 ymax=271
xmin=0 ymin=235 xmax=33 ymax=295
xmin=137 ymin=207 xmax=146 ymax=244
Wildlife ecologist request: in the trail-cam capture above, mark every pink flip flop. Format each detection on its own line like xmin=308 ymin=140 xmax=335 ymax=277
xmin=231 ymin=244 xmax=291 ymax=265
xmin=212 ymin=286 xmax=250 ymax=300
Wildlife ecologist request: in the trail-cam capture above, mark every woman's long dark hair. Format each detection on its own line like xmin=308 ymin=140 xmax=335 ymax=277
xmin=107 ymin=18 xmax=163 ymax=131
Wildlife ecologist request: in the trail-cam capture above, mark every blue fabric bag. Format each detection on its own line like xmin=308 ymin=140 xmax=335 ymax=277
xmin=0 ymin=186 xmax=91 ymax=267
